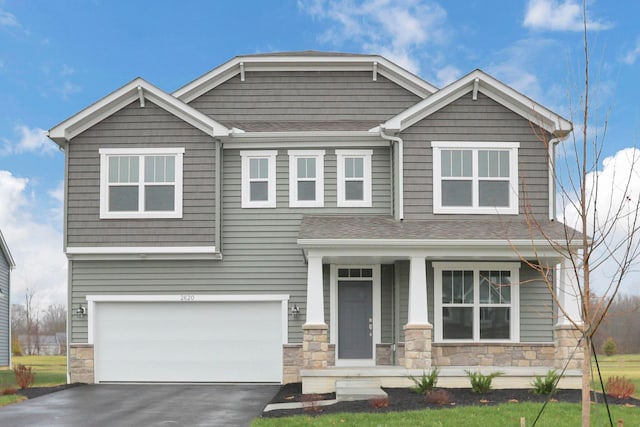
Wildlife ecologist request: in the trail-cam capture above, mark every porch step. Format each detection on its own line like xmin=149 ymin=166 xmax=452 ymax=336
xmin=335 ymin=379 xmax=388 ymax=402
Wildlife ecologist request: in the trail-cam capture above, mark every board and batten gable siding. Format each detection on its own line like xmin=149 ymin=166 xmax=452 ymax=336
xmin=402 ymin=92 xmax=551 ymax=220
xmin=66 ymin=100 xmax=216 ymax=248
xmin=69 ymin=145 xmax=392 ymax=344
xmin=188 ymin=71 xmax=422 ymax=125
xmin=0 ymin=252 xmax=9 ymax=366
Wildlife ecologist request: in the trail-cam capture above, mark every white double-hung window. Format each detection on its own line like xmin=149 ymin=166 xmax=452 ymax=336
xmin=336 ymin=149 xmax=372 ymax=207
xmin=288 ymin=150 xmax=325 ymax=207
xmin=241 ymin=150 xmax=277 ymax=208
xmin=431 ymin=142 xmax=519 ymax=214
xmin=434 ymin=262 xmax=520 ymax=342
xmin=99 ymin=147 xmax=184 ymax=219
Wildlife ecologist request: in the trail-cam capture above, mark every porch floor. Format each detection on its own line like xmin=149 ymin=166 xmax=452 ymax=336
xmin=300 ymin=366 xmax=582 ymax=394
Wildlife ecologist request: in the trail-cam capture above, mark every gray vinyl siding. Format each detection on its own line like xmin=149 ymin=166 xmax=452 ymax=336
xmin=0 ymin=253 xmax=9 ymax=366
xmin=189 ymin=71 xmax=421 ymax=125
xmin=402 ymin=92 xmax=550 ymax=220
xmin=66 ymin=100 xmax=216 ymax=248
xmin=520 ymin=266 xmax=554 ymax=342
xmin=394 ymin=261 xmax=552 ymax=344
xmin=70 ymin=145 xmax=392 ymax=343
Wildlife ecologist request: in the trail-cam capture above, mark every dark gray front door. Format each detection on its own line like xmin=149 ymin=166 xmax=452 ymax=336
xmin=338 ymin=280 xmax=373 ymax=359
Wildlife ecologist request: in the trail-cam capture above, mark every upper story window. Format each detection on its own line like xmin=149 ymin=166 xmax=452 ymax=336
xmin=288 ymin=150 xmax=325 ymax=207
xmin=99 ymin=148 xmax=184 ymax=219
xmin=431 ymin=142 xmax=519 ymax=214
xmin=241 ymin=150 xmax=277 ymax=208
xmin=336 ymin=149 xmax=372 ymax=207
xmin=433 ymin=262 xmax=520 ymax=343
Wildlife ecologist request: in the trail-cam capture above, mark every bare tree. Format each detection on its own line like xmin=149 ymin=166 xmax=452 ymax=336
xmin=521 ymin=3 xmax=640 ymax=425
xmin=41 ymin=304 xmax=66 ymax=336
xmin=24 ymin=288 xmax=41 ymax=356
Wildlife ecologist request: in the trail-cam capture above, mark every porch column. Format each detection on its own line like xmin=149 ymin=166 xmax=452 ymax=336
xmin=303 ymin=255 xmax=329 ymax=369
xmin=404 ymin=256 xmax=432 ymax=370
xmin=554 ymin=258 xmax=584 ymax=370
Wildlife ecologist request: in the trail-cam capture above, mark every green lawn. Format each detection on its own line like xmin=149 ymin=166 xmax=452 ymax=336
xmin=0 ymin=355 xmax=67 ymax=389
xmin=253 ymin=402 xmax=640 ymax=427
xmin=593 ymin=353 xmax=640 ymax=398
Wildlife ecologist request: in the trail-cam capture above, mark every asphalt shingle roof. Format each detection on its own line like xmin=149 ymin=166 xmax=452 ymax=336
xmin=299 ymin=215 xmax=581 ymax=242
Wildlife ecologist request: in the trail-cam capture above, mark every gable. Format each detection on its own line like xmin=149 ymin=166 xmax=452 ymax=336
xmin=0 ymin=230 xmax=14 ymax=270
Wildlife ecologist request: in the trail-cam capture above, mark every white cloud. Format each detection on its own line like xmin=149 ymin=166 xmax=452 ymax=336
xmin=558 ymin=147 xmax=640 ymax=296
xmin=623 ymin=38 xmax=640 ymax=65
xmin=0 ymin=8 xmax=20 ymax=28
xmin=59 ymin=81 xmax=81 ymax=98
xmin=60 ymin=64 xmax=75 ymax=77
xmin=1 ymin=125 xmax=58 ymax=156
xmin=0 ymin=170 xmax=66 ymax=307
xmin=299 ymin=0 xmax=448 ymax=74
xmin=523 ymin=0 xmax=613 ymax=32
xmin=434 ymin=64 xmax=461 ymax=87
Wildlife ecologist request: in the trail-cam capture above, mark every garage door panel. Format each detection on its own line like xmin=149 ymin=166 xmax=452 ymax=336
xmin=95 ymin=300 xmax=283 ymax=383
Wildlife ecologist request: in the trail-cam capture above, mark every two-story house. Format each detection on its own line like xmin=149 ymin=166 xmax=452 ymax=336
xmin=0 ymin=229 xmax=15 ymax=367
xmin=48 ymin=52 xmax=583 ymax=391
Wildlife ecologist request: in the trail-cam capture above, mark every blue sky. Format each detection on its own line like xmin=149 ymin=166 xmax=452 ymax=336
xmin=0 ymin=0 xmax=639 ymax=306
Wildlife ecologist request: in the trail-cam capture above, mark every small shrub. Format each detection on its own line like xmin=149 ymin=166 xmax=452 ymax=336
xmin=530 ymin=370 xmax=561 ymax=395
xmin=301 ymin=393 xmax=323 ymax=413
xmin=2 ymin=387 xmax=18 ymax=395
xmin=466 ymin=370 xmax=503 ymax=394
xmin=12 ymin=364 xmax=35 ymax=390
xmin=425 ymin=389 xmax=451 ymax=405
xmin=605 ymin=376 xmax=636 ymax=399
xmin=602 ymin=337 xmax=618 ymax=356
xmin=409 ymin=368 xmax=440 ymax=394
xmin=369 ymin=397 xmax=389 ymax=408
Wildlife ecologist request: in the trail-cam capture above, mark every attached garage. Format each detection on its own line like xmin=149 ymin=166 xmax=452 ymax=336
xmin=87 ymin=295 xmax=288 ymax=383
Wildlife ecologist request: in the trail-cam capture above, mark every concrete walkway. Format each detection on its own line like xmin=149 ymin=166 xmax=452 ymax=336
xmin=0 ymin=383 xmax=279 ymax=427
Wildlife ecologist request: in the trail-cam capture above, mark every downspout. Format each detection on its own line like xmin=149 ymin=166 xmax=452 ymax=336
xmin=63 ymin=140 xmax=71 ymax=384
xmin=548 ymin=137 xmax=563 ymax=221
xmin=379 ymin=127 xmax=404 ymax=221
xmin=214 ymin=138 xmax=222 ymax=254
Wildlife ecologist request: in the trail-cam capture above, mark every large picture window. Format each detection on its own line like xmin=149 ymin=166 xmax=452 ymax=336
xmin=433 ymin=262 xmax=520 ymax=342
xmin=432 ymin=142 xmax=519 ymax=214
xmin=99 ymin=148 xmax=184 ymax=219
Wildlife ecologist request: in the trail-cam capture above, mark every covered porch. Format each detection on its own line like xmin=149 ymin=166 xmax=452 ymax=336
xmin=295 ymin=216 xmax=584 ymax=393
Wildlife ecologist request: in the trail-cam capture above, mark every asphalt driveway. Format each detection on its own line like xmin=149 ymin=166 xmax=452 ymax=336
xmin=0 ymin=383 xmax=279 ymax=427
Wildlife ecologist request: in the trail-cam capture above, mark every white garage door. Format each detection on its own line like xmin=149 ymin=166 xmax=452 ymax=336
xmin=93 ymin=299 xmax=284 ymax=383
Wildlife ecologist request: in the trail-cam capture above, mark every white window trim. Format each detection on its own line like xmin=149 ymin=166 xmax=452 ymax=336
xmin=336 ymin=149 xmax=373 ymax=208
xmin=99 ymin=147 xmax=184 ymax=219
xmin=288 ymin=150 xmax=325 ymax=207
xmin=240 ymin=150 xmax=277 ymax=208
xmin=431 ymin=141 xmax=519 ymax=215
xmin=433 ymin=261 xmax=520 ymax=343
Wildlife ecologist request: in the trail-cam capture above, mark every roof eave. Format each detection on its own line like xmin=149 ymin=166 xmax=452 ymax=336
xmin=0 ymin=230 xmax=16 ymax=269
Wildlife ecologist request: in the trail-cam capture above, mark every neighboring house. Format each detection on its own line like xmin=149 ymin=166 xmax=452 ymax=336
xmin=0 ymin=229 xmax=16 ymax=367
xmin=48 ymin=52 xmax=583 ymax=390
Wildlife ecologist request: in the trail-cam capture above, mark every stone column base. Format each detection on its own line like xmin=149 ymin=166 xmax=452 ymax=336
xmin=403 ymin=323 xmax=433 ymax=370
xmin=302 ymin=324 xmax=329 ymax=369
xmin=554 ymin=324 xmax=584 ymax=370
xmin=69 ymin=344 xmax=94 ymax=384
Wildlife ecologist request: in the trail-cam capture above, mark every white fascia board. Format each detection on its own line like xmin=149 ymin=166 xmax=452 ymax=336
xmin=223 ymin=130 xmax=385 ymax=148
xmin=384 ymin=70 xmax=572 ymax=136
xmin=48 ymin=79 xmax=230 ymax=146
xmin=86 ymin=294 xmax=289 ymax=303
xmin=65 ymin=246 xmax=220 ymax=261
xmin=173 ymin=54 xmax=437 ymax=103
xmin=0 ymin=229 xmax=15 ymax=269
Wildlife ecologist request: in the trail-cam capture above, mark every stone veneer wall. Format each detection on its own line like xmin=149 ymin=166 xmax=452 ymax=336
xmin=554 ymin=325 xmax=584 ymax=369
xmin=69 ymin=344 xmax=94 ymax=383
xmin=283 ymin=344 xmax=303 ymax=384
xmin=433 ymin=343 xmax=556 ymax=367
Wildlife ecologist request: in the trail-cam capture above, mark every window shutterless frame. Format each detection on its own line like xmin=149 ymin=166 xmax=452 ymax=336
xmin=431 ymin=141 xmax=519 ymax=214
xmin=240 ymin=150 xmax=277 ymax=208
xmin=336 ymin=149 xmax=373 ymax=208
xmin=99 ymin=147 xmax=184 ymax=219
xmin=433 ymin=261 xmax=520 ymax=343
xmin=288 ymin=150 xmax=325 ymax=207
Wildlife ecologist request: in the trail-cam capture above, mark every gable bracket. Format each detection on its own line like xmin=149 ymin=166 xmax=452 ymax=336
xmin=240 ymin=62 xmax=245 ymax=81
xmin=472 ymin=78 xmax=479 ymax=101
xmin=137 ymin=85 xmax=145 ymax=108
xmin=372 ymin=61 xmax=378 ymax=81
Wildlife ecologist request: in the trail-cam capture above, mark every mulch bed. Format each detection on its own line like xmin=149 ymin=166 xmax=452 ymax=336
xmin=261 ymin=383 xmax=640 ymax=418
xmin=15 ymin=383 xmax=84 ymax=400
